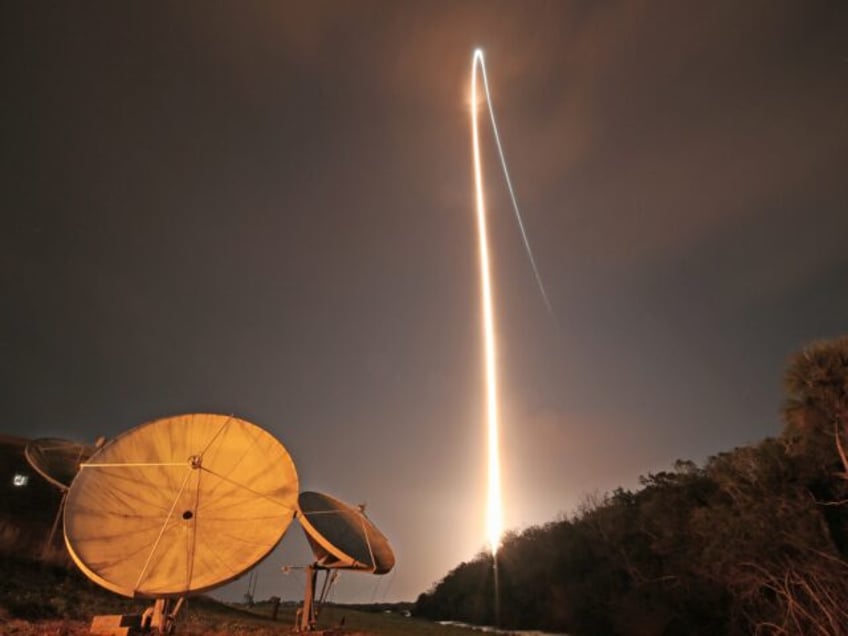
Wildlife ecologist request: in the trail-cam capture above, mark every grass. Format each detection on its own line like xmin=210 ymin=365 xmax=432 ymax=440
xmin=308 ymin=605 xmax=480 ymax=635
xmin=245 ymin=601 xmax=477 ymax=635
xmin=0 ymin=557 xmax=481 ymax=635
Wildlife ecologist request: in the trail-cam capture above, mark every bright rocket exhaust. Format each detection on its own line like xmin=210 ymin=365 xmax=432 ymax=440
xmin=471 ymin=49 xmax=504 ymax=555
xmin=471 ymin=48 xmax=550 ymax=556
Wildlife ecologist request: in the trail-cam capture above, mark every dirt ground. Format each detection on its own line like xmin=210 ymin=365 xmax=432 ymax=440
xmin=0 ymin=613 xmax=367 ymax=636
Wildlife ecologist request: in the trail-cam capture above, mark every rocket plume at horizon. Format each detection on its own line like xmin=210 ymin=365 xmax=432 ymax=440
xmin=471 ymin=48 xmax=503 ymax=556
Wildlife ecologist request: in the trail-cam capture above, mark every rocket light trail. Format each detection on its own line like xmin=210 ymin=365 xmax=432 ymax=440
xmin=471 ymin=49 xmax=550 ymax=557
xmin=471 ymin=48 xmax=503 ymax=556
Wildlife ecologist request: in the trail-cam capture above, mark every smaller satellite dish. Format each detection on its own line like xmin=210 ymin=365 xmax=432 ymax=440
xmin=25 ymin=438 xmax=98 ymax=491
xmin=297 ymin=491 xmax=395 ymax=574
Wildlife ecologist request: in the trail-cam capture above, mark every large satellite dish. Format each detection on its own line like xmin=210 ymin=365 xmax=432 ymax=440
xmin=298 ymin=491 xmax=395 ymax=574
xmin=25 ymin=437 xmax=97 ymax=491
xmin=64 ymin=413 xmax=299 ymax=599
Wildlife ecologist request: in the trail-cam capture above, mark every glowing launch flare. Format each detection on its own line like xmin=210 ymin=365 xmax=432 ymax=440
xmin=471 ymin=49 xmax=503 ymax=555
xmin=471 ymin=49 xmax=549 ymax=555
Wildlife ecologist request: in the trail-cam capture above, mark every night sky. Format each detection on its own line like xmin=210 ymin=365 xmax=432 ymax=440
xmin=2 ymin=1 xmax=848 ymax=604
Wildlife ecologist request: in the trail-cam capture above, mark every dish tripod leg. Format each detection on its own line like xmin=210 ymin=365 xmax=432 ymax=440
xmin=298 ymin=564 xmax=321 ymax=632
xmin=142 ymin=597 xmax=184 ymax=635
xmin=42 ymin=491 xmax=67 ymax=561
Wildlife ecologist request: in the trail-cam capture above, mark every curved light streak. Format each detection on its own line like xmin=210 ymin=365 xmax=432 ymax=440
xmin=476 ymin=54 xmax=553 ymax=316
xmin=471 ymin=48 xmax=503 ymax=555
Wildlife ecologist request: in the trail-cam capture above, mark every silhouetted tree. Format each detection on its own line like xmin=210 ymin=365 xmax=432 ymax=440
xmin=416 ymin=335 xmax=848 ymax=636
xmin=783 ymin=336 xmax=848 ymax=478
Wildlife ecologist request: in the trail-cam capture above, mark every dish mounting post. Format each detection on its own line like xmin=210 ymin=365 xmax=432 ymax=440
xmin=298 ymin=563 xmax=324 ymax=632
xmin=141 ymin=597 xmax=184 ymax=635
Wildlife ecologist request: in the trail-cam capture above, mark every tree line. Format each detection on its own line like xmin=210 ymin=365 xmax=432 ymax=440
xmin=415 ymin=336 xmax=848 ymax=635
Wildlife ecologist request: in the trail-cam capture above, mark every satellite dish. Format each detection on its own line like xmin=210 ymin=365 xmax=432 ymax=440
xmin=64 ymin=413 xmax=299 ymax=599
xmin=297 ymin=491 xmax=395 ymax=574
xmin=25 ymin=437 xmax=97 ymax=491
xmin=294 ymin=491 xmax=395 ymax=631
xmin=25 ymin=436 xmax=103 ymax=560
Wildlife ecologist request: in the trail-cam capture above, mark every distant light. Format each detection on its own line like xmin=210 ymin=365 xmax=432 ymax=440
xmin=13 ymin=474 xmax=29 ymax=487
